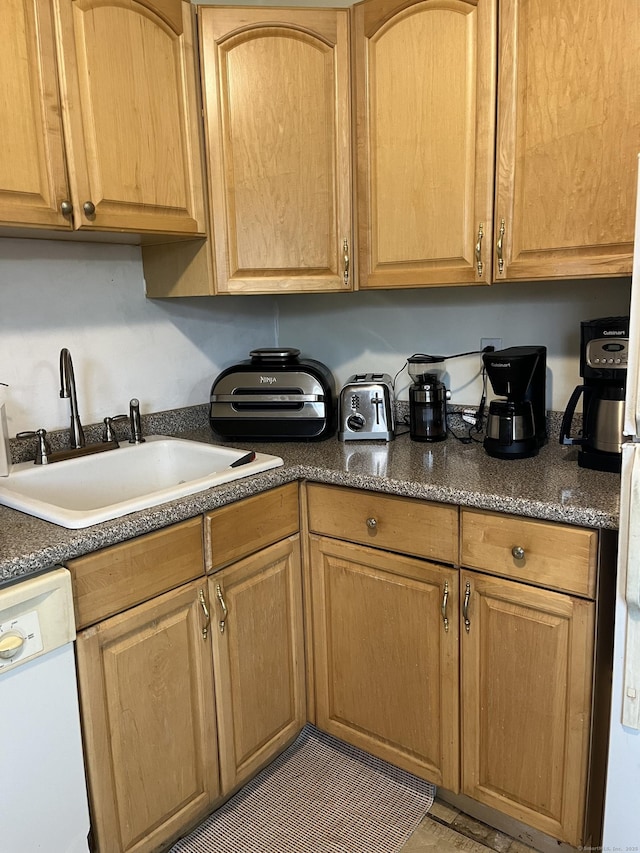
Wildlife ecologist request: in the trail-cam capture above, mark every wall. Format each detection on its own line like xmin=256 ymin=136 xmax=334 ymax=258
xmin=275 ymin=279 xmax=632 ymax=411
xmin=0 ymin=238 xmax=276 ymax=435
xmin=0 ymin=236 xmax=631 ymax=437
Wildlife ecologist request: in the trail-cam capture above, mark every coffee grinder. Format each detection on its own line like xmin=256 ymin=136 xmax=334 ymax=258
xmin=408 ymin=355 xmax=450 ymax=441
xmin=560 ymin=316 xmax=629 ymax=472
xmin=482 ymin=346 xmax=547 ymax=459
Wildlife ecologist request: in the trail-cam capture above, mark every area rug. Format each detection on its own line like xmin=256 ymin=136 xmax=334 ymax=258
xmin=171 ymin=725 xmax=436 ymax=853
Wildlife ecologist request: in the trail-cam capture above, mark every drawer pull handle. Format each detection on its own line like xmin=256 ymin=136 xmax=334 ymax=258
xmin=366 ymin=517 xmax=377 ymax=530
xmin=198 ymin=588 xmax=210 ymax=640
xmin=441 ymin=581 xmax=449 ymax=633
xmin=511 ymin=545 xmax=525 ymax=560
xmin=215 ymin=583 xmax=228 ymax=633
xmin=463 ymin=581 xmax=471 ymax=633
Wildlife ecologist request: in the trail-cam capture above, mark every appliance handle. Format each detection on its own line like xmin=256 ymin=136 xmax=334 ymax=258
xmin=211 ymin=393 xmax=324 ymax=403
xmin=559 ymin=384 xmax=589 ymax=446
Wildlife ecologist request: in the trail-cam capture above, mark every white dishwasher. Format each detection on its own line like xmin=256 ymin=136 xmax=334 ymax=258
xmin=0 ymin=568 xmax=91 ymax=852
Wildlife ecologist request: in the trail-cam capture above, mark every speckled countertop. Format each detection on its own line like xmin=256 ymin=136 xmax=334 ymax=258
xmin=0 ymin=405 xmax=621 ymax=586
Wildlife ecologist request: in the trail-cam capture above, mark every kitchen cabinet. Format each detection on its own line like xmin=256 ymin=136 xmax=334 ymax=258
xmin=494 ymin=0 xmax=640 ymax=281
xmin=353 ymin=0 xmax=497 ymax=288
xmin=1 ymin=0 xmax=69 ymax=230
xmin=460 ymin=508 xmax=605 ymax=847
xmin=307 ymin=484 xmax=611 ymax=848
xmin=460 ymin=569 xmax=594 ymax=847
xmin=307 ymin=485 xmax=460 ymax=788
xmin=205 ymin=483 xmax=307 ymax=794
xmin=2 ymin=0 xmax=206 ymax=238
xmin=70 ymin=519 xmax=219 ymax=853
xmin=310 ymin=535 xmax=460 ymax=789
xmin=146 ymin=6 xmax=353 ymax=297
xmin=354 ymin=0 xmax=640 ymax=288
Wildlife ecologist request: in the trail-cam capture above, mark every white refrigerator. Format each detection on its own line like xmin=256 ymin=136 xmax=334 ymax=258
xmin=602 ymin=154 xmax=640 ymax=847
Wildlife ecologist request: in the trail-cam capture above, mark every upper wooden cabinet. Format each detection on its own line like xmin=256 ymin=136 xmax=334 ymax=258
xmin=0 ymin=0 xmax=69 ymax=229
xmin=1 ymin=0 xmax=206 ymax=238
xmin=353 ymin=0 xmax=498 ymax=288
xmin=198 ymin=6 xmax=352 ymax=294
xmin=494 ymin=0 xmax=640 ymax=281
xmin=354 ymin=0 xmax=640 ymax=288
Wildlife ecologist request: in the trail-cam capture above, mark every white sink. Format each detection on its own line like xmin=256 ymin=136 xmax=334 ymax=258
xmin=0 ymin=435 xmax=283 ymax=529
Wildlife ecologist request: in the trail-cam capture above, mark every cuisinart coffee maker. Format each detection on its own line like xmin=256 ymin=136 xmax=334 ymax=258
xmin=560 ymin=316 xmax=629 ymax=472
xmin=482 ymin=346 xmax=547 ymax=459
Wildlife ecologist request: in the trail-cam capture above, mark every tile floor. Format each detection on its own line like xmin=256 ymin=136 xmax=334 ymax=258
xmin=401 ymin=800 xmax=538 ymax=853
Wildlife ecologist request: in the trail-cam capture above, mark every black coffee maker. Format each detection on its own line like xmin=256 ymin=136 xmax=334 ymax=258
xmin=482 ymin=346 xmax=547 ymax=459
xmin=560 ymin=316 xmax=629 ymax=473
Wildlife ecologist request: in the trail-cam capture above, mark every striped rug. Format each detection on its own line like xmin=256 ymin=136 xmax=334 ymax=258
xmin=171 ymin=725 xmax=436 ymax=853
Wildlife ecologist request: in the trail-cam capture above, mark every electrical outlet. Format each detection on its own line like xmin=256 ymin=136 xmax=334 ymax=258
xmin=481 ymin=338 xmax=502 ymax=352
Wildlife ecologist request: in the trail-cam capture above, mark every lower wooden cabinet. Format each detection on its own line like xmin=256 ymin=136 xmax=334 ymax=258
xmin=75 ymin=579 xmax=219 ymax=853
xmin=308 ymin=489 xmax=608 ymax=848
xmin=310 ymin=534 xmax=460 ymax=790
xmin=460 ymin=570 xmax=595 ymax=847
xmin=66 ymin=485 xmax=609 ymax=852
xmin=209 ymin=535 xmax=306 ymax=794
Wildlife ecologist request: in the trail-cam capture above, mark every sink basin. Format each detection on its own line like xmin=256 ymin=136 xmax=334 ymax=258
xmin=0 ymin=435 xmax=283 ymax=529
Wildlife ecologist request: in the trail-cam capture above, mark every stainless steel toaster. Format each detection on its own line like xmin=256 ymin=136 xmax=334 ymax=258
xmin=338 ymin=373 xmax=395 ymax=441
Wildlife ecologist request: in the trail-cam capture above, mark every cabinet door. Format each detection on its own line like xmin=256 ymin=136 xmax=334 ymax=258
xmin=199 ymin=7 xmax=352 ymax=294
xmin=460 ymin=570 xmax=594 ymax=846
xmin=76 ymin=580 xmax=219 ymax=853
xmin=494 ymin=0 xmax=640 ymax=280
xmin=53 ymin=0 xmax=206 ymax=235
xmin=0 ymin=0 xmax=70 ymax=229
xmin=353 ymin=0 xmax=497 ymax=288
xmin=311 ymin=535 xmax=459 ymax=789
xmin=210 ymin=536 xmax=306 ymax=794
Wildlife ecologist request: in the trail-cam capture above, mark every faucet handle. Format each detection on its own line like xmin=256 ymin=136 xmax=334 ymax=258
xmin=17 ymin=428 xmax=51 ymax=465
xmin=129 ymin=398 xmax=145 ymax=444
xmin=102 ymin=414 xmax=128 ymax=444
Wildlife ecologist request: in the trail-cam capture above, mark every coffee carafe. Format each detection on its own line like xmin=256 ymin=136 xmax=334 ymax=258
xmin=408 ymin=356 xmax=449 ymax=442
xmin=560 ymin=316 xmax=629 ymax=472
xmin=482 ymin=346 xmax=547 ymax=459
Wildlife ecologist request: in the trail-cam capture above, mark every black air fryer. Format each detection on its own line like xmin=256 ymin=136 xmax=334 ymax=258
xmin=210 ymin=348 xmax=337 ymax=441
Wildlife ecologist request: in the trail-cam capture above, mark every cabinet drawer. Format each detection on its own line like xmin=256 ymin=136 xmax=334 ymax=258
xmin=307 ymin=484 xmax=458 ymax=565
xmin=68 ymin=518 xmax=205 ymax=629
xmin=205 ymin=483 xmax=299 ymax=571
xmin=460 ymin=509 xmax=598 ymax=598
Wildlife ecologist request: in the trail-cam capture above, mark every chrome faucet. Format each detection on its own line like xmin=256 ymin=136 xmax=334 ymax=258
xmin=59 ymin=348 xmax=85 ymax=448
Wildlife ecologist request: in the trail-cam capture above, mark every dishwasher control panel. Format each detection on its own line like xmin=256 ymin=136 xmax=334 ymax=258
xmin=0 ymin=610 xmax=43 ymax=668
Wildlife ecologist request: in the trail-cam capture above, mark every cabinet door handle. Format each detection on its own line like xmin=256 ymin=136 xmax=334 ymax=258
xmin=475 ymin=223 xmax=484 ymax=276
xmin=215 ymin=583 xmax=228 ymax=633
xmin=83 ymin=200 xmax=96 ymax=217
xmin=441 ymin=580 xmax=449 ymax=633
xmin=343 ymin=238 xmax=350 ymax=286
xmin=511 ymin=545 xmax=525 ymax=560
xmin=463 ymin=581 xmax=471 ymax=633
xmin=60 ymin=200 xmax=73 ymax=217
xmin=366 ymin=517 xmax=377 ymax=529
xmin=198 ymin=588 xmax=210 ymax=640
xmin=496 ymin=218 xmax=505 ymax=274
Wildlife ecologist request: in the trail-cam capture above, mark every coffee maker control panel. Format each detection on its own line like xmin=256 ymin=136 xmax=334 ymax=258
xmin=585 ymin=338 xmax=629 ymax=369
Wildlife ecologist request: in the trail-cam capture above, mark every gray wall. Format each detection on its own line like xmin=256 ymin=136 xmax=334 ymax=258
xmin=0 ymin=235 xmax=631 ymax=436
xmin=275 ymin=279 xmax=632 ymax=410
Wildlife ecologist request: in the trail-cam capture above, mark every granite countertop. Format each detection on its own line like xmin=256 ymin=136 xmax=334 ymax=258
xmin=0 ymin=413 xmax=621 ymax=586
